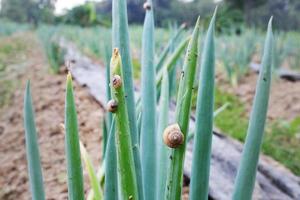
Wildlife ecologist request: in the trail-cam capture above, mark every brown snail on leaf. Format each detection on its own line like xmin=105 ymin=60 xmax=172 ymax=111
xmin=107 ymin=99 xmax=118 ymax=113
xmin=112 ymin=74 xmax=122 ymax=89
xmin=163 ymin=123 xmax=184 ymax=148
xmin=143 ymin=2 xmax=151 ymax=10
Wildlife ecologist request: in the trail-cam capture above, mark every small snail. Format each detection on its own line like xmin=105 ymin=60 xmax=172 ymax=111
xmin=143 ymin=2 xmax=151 ymax=10
xmin=107 ymin=99 xmax=118 ymax=113
xmin=112 ymin=74 xmax=122 ymax=89
xmin=163 ymin=123 xmax=184 ymax=148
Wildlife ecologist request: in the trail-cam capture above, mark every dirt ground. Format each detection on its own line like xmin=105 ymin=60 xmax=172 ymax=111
xmin=217 ymin=71 xmax=300 ymax=122
xmin=0 ymin=34 xmax=103 ymax=200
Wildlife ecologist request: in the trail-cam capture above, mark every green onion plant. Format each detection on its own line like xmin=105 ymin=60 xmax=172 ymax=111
xmin=23 ymin=1 xmax=274 ymax=200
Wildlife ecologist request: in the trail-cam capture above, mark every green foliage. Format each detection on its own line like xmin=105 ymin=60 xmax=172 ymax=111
xmin=213 ymin=88 xmax=248 ymax=141
xmin=0 ymin=33 xmax=29 ymax=108
xmin=0 ymin=20 xmax=30 ymax=36
xmin=233 ymin=18 xmax=273 ymax=200
xmin=274 ymin=31 xmax=300 ymax=70
xmin=61 ymin=3 xmax=101 ymax=27
xmin=140 ymin=1 xmax=157 ymax=199
xmin=156 ymin=70 xmax=170 ymax=200
xmin=190 ymin=10 xmax=216 ymax=199
xmin=0 ymin=34 xmax=28 ymax=71
xmin=263 ymin=118 xmax=300 ymax=176
xmin=0 ymin=80 xmax=15 ymax=108
xmin=112 ymin=0 xmax=143 ymax=197
xmin=55 ymin=24 xmax=171 ymax=74
xmin=80 ymin=142 xmax=103 ymax=200
xmin=165 ymin=17 xmax=201 ymax=200
xmin=215 ymin=3 xmax=243 ymax=34
xmin=104 ymin=119 xmax=118 ymax=200
xmin=110 ymin=50 xmax=138 ymax=199
xmin=23 ymin=4 xmax=282 ymax=200
xmin=217 ymin=29 xmax=259 ymax=85
xmin=212 ymin=88 xmax=300 ymax=177
xmin=37 ymin=26 xmax=65 ymax=73
xmin=65 ymin=74 xmax=85 ymax=200
xmin=0 ymin=0 xmax=55 ymax=25
xmin=23 ymin=81 xmax=45 ymax=200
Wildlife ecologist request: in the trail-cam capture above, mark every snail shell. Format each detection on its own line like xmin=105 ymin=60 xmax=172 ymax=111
xmin=143 ymin=2 xmax=151 ymax=10
xmin=163 ymin=123 xmax=184 ymax=148
xmin=112 ymin=75 xmax=122 ymax=89
xmin=107 ymin=99 xmax=118 ymax=113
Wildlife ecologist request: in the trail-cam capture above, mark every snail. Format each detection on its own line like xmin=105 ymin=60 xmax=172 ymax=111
xmin=143 ymin=2 xmax=151 ymax=10
xmin=112 ymin=74 xmax=122 ymax=89
xmin=163 ymin=123 xmax=184 ymax=148
xmin=107 ymin=99 xmax=118 ymax=113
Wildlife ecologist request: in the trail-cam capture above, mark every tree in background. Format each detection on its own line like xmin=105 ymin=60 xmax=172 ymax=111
xmin=59 ymin=2 xmax=111 ymax=27
xmin=0 ymin=0 xmax=55 ymax=25
xmin=225 ymin=0 xmax=300 ymax=30
xmin=3 ymin=0 xmax=298 ymax=31
xmin=61 ymin=3 xmax=97 ymax=26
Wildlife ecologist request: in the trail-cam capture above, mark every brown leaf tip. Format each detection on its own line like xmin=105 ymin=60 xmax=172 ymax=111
xmin=113 ymin=48 xmax=119 ymax=58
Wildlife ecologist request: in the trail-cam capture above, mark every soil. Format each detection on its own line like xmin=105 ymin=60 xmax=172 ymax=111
xmin=217 ymin=71 xmax=300 ymax=122
xmin=0 ymin=33 xmax=103 ymax=200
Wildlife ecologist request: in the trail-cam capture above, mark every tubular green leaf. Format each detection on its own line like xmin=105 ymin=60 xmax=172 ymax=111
xmin=110 ymin=49 xmax=138 ymax=200
xmin=23 ymin=81 xmax=46 ymax=200
xmin=104 ymin=118 xmax=118 ymax=200
xmin=102 ymin=118 xmax=108 ymax=161
xmin=88 ymin=164 xmax=105 ymax=200
xmin=232 ymin=17 xmax=274 ymax=200
xmin=156 ymin=36 xmax=190 ymax=87
xmin=112 ymin=1 xmax=143 ymax=196
xmin=165 ymin=17 xmax=201 ymax=200
xmin=141 ymin=1 xmax=156 ymax=199
xmin=135 ymin=36 xmax=189 ymax=117
xmin=156 ymin=70 xmax=170 ymax=200
xmin=155 ymin=24 xmax=186 ymax=72
xmin=104 ymin=44 xmax=112 ymax=158
xmin=65 ymin=73 xmax=84 ymax=200
xmin=213 ymin=102 xmax=229 ymax=118
xmin=137 ymin=111 xmax=142 ymax=143
xmin=189 ymin=9 xmax=217 ymax=200
xmin=80 ymin=141 xmax=103 ymax=200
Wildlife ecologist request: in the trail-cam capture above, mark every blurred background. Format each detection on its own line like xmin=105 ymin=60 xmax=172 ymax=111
xmin=0 ymin=0 xmax=299 ymax=199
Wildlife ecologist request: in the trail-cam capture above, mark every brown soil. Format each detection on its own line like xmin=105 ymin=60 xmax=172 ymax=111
xmin=0 ymin=33 xmax=103 ymax=200
xmin=217 ymin=71 xmax=300 ymax=121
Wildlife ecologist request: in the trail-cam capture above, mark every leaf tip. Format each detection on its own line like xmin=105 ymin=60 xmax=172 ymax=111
xmin=111 ymin=48 xmax=121 ymax=74
xmin=209 ymin=7 xmax=218 ymax=28
xmin=213 ymin=6 xmax=218 ymax=18
xmin=25 ymin=80 xmax=31 ymax=93
xmin=113 ymin=48 xmax=120 ymax=57
xmin=195 ymin=16 xmax=201 ymax=27
xmin=268 ymin=16 xmax=273 ymax=31
xmin=67 ymin=72 xmax=72 ymax=82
